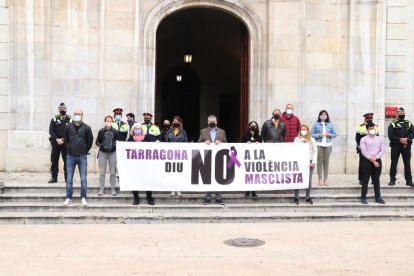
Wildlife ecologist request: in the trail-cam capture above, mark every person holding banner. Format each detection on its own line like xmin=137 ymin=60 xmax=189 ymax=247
xmin=241 ymin=121 xmax=262 ymax=198
xmin=129 ymin=122 xmax=155 ymax=205
xmin=311 ymin=110 xmax=336 ymax=186
xmin=96 ymin=115 xmax=119 ymax=196
xmin=293 ymin=125 xmax=317 ymax=205
xmin=165 ymin=116 xmax=188 ymax=197
xmin=261 ymin=109 xmax=286 ymax=143
xmin=199 ymin=115 xmax=227 ymax=205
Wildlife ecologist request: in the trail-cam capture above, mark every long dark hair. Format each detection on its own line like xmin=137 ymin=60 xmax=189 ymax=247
xmin=245 ymin=121 xmax=260 ymax=137
xmin=171 ymin=115 xmax=183 ymax=131
xmin=317 ymin=110 xmax=331 ymax=123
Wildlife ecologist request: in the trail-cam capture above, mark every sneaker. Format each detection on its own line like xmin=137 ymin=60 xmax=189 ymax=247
xmin=251 ymin=192 xmax=258 ymax=199
xmin=133 ymin=198 xmax=140 ymax=205
xmin=81 ymin=197 xmax=88 ymax=206
xmin=203 ymin=198 xmax=211 ymax=205
xmin=244 ymin=192 xmax=250 ymax=197
xmin=360 ymin=198 xmax=368 ymax=204
xmin=375 ymin=197 xmax=385 ymax=204
xmin=215 ymin=198 xmax=224 ymax=205
xmin=305 ymin=198 xmax=313 ymax=205
xmin=48 ymin=178 xmax=57 ymax=183
xmin=97 ymin=191 xmax=104 ymax=196
xmin=170 ymin=192 xmax=175 ymax=197
xmin=406 ymin=181 xmax=414 ymax=187
xmin=293 ymin=198 xmax=299 ymax=205
xmin=177 ymin=191 xmax=182 ymax=197
xmin=111 ymin=192 xmax=117 ymax=196
xmin=147 ymin=197 xmax=155 ymax=206
xmin=63 ymin=198 xmax=72 ymax=206
xmin=388 ymin=180 xmax=396 ymax=186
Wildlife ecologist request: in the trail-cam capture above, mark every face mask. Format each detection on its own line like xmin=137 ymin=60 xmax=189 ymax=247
xmin=115 ymin=115 xmax=122 ymax=121
xmin=301 ymin=130 xmax=307 ymax=136
xmin=134 ymin=129 xmax=142 ymax=135
xmin=73 ymin=115 xmax=82 ymax=123
xmin=249 ymin=126 xmax=257 ymax=132
xmin=398 ymin=115 xmax=405 ymax=120
xmin=368 ymin=129 xmax=376 ymax=135
xmin=59 ymin=110 xmax=66 ymax=116
xmin=209 ymin=123 xmax=216 ymax=128
xmin=144 ymin=119 xmax=151 ymax=124
xmin=366 ymin=119 xmax=373 ymax=124
xmin=273 ymin=114 xmax=280 ymax=120
xmin=172 ymin=123 xmax=180 ymax=128
xmin=320 ymin=115 xmax=327 ymax=121
xmin=127 ymin=119 xmax=133 ymax=124
xmin=286 ymin=109 xmax=293 ymax=115
xmin=105 ymin=122 xmax=112 ymax=128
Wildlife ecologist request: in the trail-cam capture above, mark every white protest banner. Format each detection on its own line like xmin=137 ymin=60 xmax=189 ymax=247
xmin=117 ymin=142 xmax=310 ymax=191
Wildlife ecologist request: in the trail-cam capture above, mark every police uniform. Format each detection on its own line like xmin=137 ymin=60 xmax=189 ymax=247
xmin=48 ymin=104 xmax=71 ymax=183
xmin=388 ymin=107 xmax=414 ymax=186
xmin=112 ymin=108 xmax=129 ymax=141
xmin=355 ymin=113 xmax=379 ymax=184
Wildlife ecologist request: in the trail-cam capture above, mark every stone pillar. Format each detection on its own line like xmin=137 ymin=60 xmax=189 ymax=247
xmin=0 ymin=0 xmax=9 ymax=171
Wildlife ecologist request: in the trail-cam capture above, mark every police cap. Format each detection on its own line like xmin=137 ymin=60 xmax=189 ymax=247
xmin=113 ymin=108 xmax=123 ymax=114
xmin=143 ymin=112 xmax=153 ymax=117
xmin=363 ymin=113 xmax=374 ymax=118
xmin=398 ymin=107 xmax=405 ymax=113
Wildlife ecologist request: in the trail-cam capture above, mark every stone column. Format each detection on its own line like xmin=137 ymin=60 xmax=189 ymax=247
xmin=0 ymin=0 xmax=9 ymax=170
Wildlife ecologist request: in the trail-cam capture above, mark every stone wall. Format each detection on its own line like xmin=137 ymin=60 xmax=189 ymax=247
xmin=1 ymin=0 xmax=414 ymax=173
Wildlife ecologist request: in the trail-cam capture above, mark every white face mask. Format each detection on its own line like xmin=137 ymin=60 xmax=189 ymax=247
xmin=368 ymin=129 xmax=376 ymax=135
xmin=300 ymin=130 xmax=307 ymax=136
xmin=286 ymin=109 xmax=293 ymax=115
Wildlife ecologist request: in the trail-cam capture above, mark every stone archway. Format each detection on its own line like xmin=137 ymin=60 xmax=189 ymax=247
xmin=138 ymin=0 xmax=266 ymax=124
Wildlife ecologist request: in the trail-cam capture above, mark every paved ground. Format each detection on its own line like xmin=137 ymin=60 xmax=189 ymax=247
xmin=0 ymin=222 xmax=413 ymax=275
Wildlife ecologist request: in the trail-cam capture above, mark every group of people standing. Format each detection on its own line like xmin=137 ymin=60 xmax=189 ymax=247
xmin=48 ymin=102 xmax=413 ymax=207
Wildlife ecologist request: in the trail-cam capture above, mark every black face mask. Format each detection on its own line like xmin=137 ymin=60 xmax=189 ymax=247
xmin=273 ymin=114 xmax=280 ymax=120
xmin=144 ymin=119 xmax=151 ymax=124
xmin=398 ymin=115 xmax=405 ymax=120
xmin=366 ymin=120 xmax=373 ymax=124
xmin=172 ymin=123 xmax=180 ymax=128
xmin=59 ymin=111 xmax=66 ymax=116
xmin=209 ymin=123 xmax=216 ymax=128
xmin=249 ymin=126 xmax=257 ymax=132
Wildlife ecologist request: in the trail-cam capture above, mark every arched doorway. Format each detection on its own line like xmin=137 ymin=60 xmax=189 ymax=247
xmin=155 ymin=7 xmax=249 ymax=142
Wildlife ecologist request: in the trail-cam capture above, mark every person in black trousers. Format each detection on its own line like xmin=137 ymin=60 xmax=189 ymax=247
xmin=388 ymin=107 xmax=414 ymax=187
xmin=48 ymin=103 xmax=71 ymax=183
xmin=241 ymin=121 xmax=262 ymax=198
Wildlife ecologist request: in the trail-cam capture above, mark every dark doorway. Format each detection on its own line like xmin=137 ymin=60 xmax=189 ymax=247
xmin=155 ymin=8 xmax=249 ymax=142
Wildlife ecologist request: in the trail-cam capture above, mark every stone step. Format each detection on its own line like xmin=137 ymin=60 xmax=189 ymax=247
xmin=2 ymin=184 xmax=413 ymax=194
xmin=0 ymin=210 xmax=413 ymax=224
xmin=0 ymin=202 xmax=413 ymax=213
xmin=1 ymin=193 xmax=413 ymax=204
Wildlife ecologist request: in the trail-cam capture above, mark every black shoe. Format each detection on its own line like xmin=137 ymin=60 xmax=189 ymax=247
xmin=215 ymin=198 xmax=224 ymax=205
xmin=133 ymin=198 xmax=140 ymax=205
xmin=293 ymin=198 xmax=299 ymax=205
xmin=375 ymin=197 xmax=385 ymax=204
xmin=388 ymin=180 xmax=395 ymax=186
xmin=203 ymin=198 xmax=211 ymax=205
xmin=251 ymin=192 xmax=258 ymax=199
xmin=147 ymin=197 xmax=155 ymax=205
xmin=406 ymin=181 xmax=414 ymax=187
xmin=305 ymin=198 xmax=313 ymax=205
xmin=244 ymin=192 xmax=250 ymax=197
xmin=360 ymin=198 xmax=368 ymax=204
xmin=48 ymin=178 xmax=57 ymax=183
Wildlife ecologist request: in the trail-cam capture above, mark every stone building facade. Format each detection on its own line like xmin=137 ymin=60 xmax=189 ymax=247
xmin=0 ymin=0 xmax=413 ymax=173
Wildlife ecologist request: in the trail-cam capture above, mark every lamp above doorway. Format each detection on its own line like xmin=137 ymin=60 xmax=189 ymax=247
xmin=184 ymin=20 xmax=193 ymax=64
xmin=176 ymin=74 xmax=182 ymax=82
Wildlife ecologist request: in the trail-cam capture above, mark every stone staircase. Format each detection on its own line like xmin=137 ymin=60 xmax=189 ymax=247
xmin=0 ymin=173 xmax=413 ymax=224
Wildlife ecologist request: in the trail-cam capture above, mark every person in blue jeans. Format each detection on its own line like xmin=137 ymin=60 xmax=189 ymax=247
xmin=63 ymin=108 xmax=94 ymax=206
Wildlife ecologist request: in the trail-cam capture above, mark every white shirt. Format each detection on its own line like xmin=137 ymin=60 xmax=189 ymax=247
xmin=316 ymin=123 xmax=332 ymax=147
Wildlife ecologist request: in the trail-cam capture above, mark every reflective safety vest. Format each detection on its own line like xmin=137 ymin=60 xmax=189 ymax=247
xmin=112 ymin=121 xmax=129 ymax=133
xmin=142 ymin=123 xmax=161 ymax=136
xmin=356 ymin=123 xmax=379 ymax=135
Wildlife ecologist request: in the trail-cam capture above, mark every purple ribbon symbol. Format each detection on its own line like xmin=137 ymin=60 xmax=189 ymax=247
xmin=227 ymin=146 xmax=241 ymax=169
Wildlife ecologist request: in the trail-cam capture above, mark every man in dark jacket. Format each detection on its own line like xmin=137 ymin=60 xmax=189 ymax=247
xmin=261 ymin=109 xmax=286 ymax=143
xmin=280 ymin=103 xmax=301 ymax=142
xmin=63 ymin=108 xmax=94 ymax=206
xmin=48 ymin=102 xmax=71 ymax=183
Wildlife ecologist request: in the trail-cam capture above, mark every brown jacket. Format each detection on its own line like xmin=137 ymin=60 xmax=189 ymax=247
xmin=198 ymin=127 xmax=227 ymax=143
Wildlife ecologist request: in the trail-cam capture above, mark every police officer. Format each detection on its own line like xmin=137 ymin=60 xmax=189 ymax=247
xmin=48 ymin=103 xmax=71 ymax=183
xmin=142 ymin=112 xmax=161 ymax=142
xmin=356 ymin=113 xmax=379 ymax=185
xmin=112 ymin=108 xmax=129 ymax=141
xmin=388 ymin=107 xmax=414 ymax=186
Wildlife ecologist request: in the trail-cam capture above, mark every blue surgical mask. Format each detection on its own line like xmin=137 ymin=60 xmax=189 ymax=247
xmin=115 ymin=115 xmax=122 ymax=121
xmin=134 ymin=129 xmax=142 ymax=135
xmin=73 ymin=115 xmax=82 ymax=123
